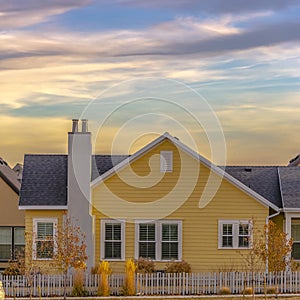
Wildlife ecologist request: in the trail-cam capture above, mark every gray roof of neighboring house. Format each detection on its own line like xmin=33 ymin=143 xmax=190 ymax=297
xmin=0 ymin=157 xmax=21 ymax=194
xmin=278 ymin=167 xmax=300 ymax=209
xmin=225 ymin=166 xmax=283 ymax=209
xmin=19 ymin=155 xmax=68 ymax=206
xmin=19 ymin=153 xmax=300 ymax=210
xmin=19 ymin=154 xmax=128 ymax=207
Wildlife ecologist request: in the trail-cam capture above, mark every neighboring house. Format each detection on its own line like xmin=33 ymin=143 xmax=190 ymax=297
xmin=0 ymin=158 xmax=24 ymax=271
xmin=19 ymin=119 xmax=300 ymax=273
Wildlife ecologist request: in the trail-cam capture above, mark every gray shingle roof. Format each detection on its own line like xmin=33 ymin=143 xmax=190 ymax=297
xmin=19 ymin=154 xmax=128 ymax=207
xmin=225 ymin=166 xmax=282 ymax=208
xmin=91 ymin=155 xmax=128 ymax=181
xmin=278 ymin=167 xmax=300 ymax=209
xmin=0 ymin=158 xmax=21 ymax=194
xmin=19 ymin=155 xmax=68 ymax=206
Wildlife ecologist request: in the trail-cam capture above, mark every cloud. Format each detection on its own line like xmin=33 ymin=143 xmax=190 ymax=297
xmin=0 ymin=0 xmax=91 ymax=30
xmin=116 ymin=0 xmax=300 ymax=15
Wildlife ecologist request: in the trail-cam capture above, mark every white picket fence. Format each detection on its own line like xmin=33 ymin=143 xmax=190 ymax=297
xmin=2 ymin=272 xmax=300 ymax=296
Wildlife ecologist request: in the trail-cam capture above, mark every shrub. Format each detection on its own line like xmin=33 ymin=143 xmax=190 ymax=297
xmin=243 ymin=287 xmax=253 ymax=295
xmin=219 ymin=286 xmax=231 ymax=295
xmin=123 ymin=259 xmax=136 ymax=296
xmin=97 ymin=261 xmax=112 ymax=296
xmin=165 ymin=260 xmax=191 ymax=273
xmin=266 ymin=286 xmax=277 ymax=294
xmin=135 ymin=257 xmax=155 ymax=273
xmin=71 ymin=269 xmax=87 ymax=297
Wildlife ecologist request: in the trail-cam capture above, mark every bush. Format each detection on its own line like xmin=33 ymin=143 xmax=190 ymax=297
xmin=71 ymin=269 xmax=87 ymax=297
xmin=243 ymin=287 xmax=253 ymax=295
xmin=165 ymin=260 xmax=191 ymax=273
xmin=135 ymin=257 xmax=155 ymax=273
xmin=266 ymin=286 xmax=277 ymax=294
xmin=219 ymin=286 xmax=231 ymax=295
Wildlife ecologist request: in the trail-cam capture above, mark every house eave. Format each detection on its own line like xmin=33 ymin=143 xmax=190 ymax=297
xmin=19 ymin=205 xmax=68 ymax=210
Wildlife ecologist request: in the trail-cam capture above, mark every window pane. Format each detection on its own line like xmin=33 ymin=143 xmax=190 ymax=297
xmin=37 ymin=223 xmax=53 ymax=239
xmin=161 ymin=242 xmax=178 ymax=260
xmin=292 ymin=243 xmax=300 ymax=260
xmin=0 ymin=245 xmax=11 ymax=260
xmin=14 ymin=227 xmax=25 ymax=244
xmin=223 ymin=224 xmax=232 ymax=235
xmin=238 ymin=224 xmax=249 ymax=248
xmin=139 ymin=224 xmax=155 ymax=241
xmin=222 ymin=236 xmax=232 ymax=247
xmin=162 ymin=224 xmax=178 ymax=241
xmin=292 ymin=224 xmax=300 ymax=241
xmin=0 ymin=228 xmax=12 ymax=244
xmin=14 ymin=245 xmax=25 ymax=257
xmin=105 ymin=223 xmax=121 ymax=241
xmin=239 ymin=236 xmax=249 ymax=247
xmin=36 ymin=241 xmax=54 ymax=259
xmin=105 ymin=241 xmax=121 ymax=259
xmin=139 ymin=242 xmax=156 ymax=259
xmin=239 ymin=224 xmax=249 ymax=236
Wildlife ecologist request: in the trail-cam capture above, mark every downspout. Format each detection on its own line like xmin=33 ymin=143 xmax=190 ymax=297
xmin=265 ymin=211 xmax=280 ymax=274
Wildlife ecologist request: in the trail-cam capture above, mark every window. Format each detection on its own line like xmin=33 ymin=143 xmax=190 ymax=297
xmin=160 ymin=151 xmax=173 ymax=172
xmin=292 ymin=220 xmax=300 ymax=259
xmin=161 ymin=223 xmax=179 ymax=260
xmin=135 ymin=220 xmax=182 ymax=261
xmin=0 ymin=227 xmax=25 ymax=261
xmin=139 ymin=223 xmax=156 ymax=259
xmin=33 ymin=218 xmax=57 ymax=259
xmin=101 ymin=220 xmax=125 ymax=260
xmin=218 ymin=220 xmax=251 ymax=249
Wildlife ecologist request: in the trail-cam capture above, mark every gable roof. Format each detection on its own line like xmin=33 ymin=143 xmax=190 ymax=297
xmin=19 ymin=155 xmax=68 ymax=207
xmin=19 ymin=132 xmax=300 ymax=211
xmin=0 ymin=157 xmax=20 ymax=195
xmin=91 ymin=132 xmax=279 ymax=211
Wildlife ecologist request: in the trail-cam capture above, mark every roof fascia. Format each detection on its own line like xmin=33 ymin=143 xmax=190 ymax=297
xmin=19 ymin=205 xmax=68 ymax=210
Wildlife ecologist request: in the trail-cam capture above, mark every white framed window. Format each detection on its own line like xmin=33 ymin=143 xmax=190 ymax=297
xmin=33 ymin=218 xmax=57 ymax=260
xmin=135 ymin=220 xmax=182 ymax=261
xmin=291 ymin=219 xmax=300 ymax=260
xmin=100 ymin=219 xmax=125 ymax=261
xmin=160 ymin=151 xmax=173 ymax=172
xmin=218 ymin=220 xmax=251 ymax=249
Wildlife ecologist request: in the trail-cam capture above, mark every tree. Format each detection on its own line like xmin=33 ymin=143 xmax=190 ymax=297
xmin=256 ymin=220 xmax=293 ymax=296
xmin=51 ymin=216 xmax=87 ymax=298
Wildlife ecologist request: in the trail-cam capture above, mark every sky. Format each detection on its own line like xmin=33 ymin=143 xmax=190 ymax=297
xmin=1 ymin=0 xmax=300 ymax=167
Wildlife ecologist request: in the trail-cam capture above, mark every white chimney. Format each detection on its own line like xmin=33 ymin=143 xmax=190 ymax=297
xmin=68 ymin=119 xmax=94 ymax=270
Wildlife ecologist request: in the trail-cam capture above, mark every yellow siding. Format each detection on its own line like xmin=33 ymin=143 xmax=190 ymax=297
xmin=25 ymin=210 xmax=65 ymax=274
xmin=92 ymin=139 xmax=269 ymax=273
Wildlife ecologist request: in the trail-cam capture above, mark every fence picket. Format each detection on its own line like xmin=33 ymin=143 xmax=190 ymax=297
xmin=3 ymin=271 xmax=300 ymax=296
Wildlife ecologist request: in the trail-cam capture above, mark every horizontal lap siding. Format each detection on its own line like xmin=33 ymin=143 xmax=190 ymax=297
xmin=92 ymin=139 xmax=268 ymax=272
xmin=25 ymin=210 xmax=65 ymax=274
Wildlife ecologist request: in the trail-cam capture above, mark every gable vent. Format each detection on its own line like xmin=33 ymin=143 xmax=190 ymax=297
xmin=160 ymin=151 xmax=173 ymax=172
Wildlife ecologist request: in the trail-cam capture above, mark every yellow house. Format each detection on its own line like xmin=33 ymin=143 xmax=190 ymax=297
xmin=0 ymin=158 xmax=24 ymax=271
xmin=19 ymin=119 xmax=300 ymax=273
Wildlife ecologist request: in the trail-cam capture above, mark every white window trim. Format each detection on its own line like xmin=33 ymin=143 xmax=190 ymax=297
xmin=218 ymin=220 xmax=251 ymax=249
xmin=135 ymin=220 xmax=182 ymax=261
xmin=33 ymin=218 xmax=57 ymax=260
xmin=100 ymin=219 xmax=125 ymax=261
xmin=160 ymin=151 xmax=173 ymax=172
